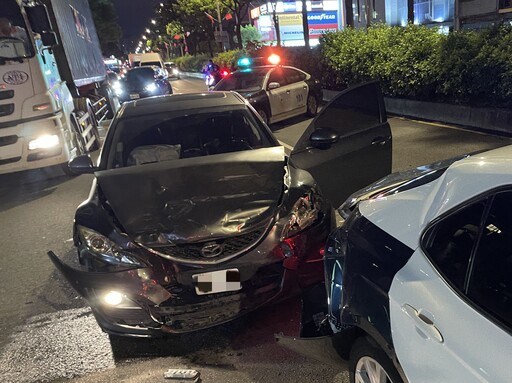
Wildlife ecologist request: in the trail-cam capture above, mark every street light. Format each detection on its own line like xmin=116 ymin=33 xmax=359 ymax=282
xmin=146 ymin=28 xmax=150 ymax=33
xmin=142 ymin=35 xmax=147 ymax=40
xmin=151 ymin=19 xmax=156 ymax=25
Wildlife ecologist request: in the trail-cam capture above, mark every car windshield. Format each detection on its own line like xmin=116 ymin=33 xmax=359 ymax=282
xmin=104 ymin=107 xmax=275 ymax=169
xmin=141 ymin=61 xmax=161 ymax=67
xmin=0 ymin=0 xmax=35 ymax=60
xmin=215 ymin=69 xmax=268 ymax=92
xmin=126 ymin=67 xmax=155 ymax=82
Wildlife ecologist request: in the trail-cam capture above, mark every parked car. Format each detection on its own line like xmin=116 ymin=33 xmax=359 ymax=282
xmin=213 ymin=63 xmax=322 ymax=125
xmin=164 ymin=61 xmax=180 ymax=79
xmin=49 ymin=82 xmax=392 ymax=337
xmin=115 ymin=66 xmax=172 ymax=103
xmin=287 ymin=146 xmax=512 ymax=383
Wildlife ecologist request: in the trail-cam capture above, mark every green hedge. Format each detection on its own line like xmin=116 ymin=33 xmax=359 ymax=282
xmin=175 ymin=54 xmax=209 ymax=72
xmin=321 ymin=23 xmax=512 ymax=107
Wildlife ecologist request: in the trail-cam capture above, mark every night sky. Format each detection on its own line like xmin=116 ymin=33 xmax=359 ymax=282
xmin=112 ymin=0 xmax=159 ymax=41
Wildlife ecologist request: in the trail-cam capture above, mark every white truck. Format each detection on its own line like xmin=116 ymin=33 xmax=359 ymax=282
xmin=0 ymin=0 xmax=117 ymax=175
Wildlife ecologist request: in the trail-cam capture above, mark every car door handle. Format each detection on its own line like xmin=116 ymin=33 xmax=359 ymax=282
xmin=371 ymin=136 xmax=390 ymax=146
xmin=402 ymin=304 xmax=444 ymax=343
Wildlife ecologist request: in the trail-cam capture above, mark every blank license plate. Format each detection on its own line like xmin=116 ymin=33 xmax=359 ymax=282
xmin=129 ymin=93 xmax=140 ymax=99
xmin=192 ymin=269 xmax=241 ymax=295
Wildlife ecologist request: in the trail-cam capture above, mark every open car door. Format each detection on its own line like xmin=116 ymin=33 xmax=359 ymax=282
xmin=290 ymin=81 xmax=392 ymax=208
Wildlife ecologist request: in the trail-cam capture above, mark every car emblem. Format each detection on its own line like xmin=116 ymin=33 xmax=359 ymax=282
xmin=201 ymin=242 xmax=224 ymax=258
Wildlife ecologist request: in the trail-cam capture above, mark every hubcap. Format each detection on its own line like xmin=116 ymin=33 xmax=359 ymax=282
xmin=355 ymin=356 xmax=394 ymax=383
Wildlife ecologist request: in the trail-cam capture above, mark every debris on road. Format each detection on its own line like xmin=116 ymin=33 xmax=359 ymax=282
xmin=164 ymin=369 xmax=200 ymax=382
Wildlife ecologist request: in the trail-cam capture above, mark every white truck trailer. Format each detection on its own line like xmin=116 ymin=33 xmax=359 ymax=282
xmin=0 ymin=0 xmax=116 ymax=174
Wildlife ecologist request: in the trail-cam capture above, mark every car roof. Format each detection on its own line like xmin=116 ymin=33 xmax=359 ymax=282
xmin=117 ymin=92 xmax=247 ymax=118
xmin=358 ymin=144 xmax=512 ymax=249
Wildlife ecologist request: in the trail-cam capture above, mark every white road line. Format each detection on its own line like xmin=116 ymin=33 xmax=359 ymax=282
xmin=278 ymin=140 xmax=294 ymax=151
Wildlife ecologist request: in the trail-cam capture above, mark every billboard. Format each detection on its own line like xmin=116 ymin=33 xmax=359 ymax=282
xmin=278 ymin=13 xmax=303 ymax=41
xmin=307 ymin=11 xmax=338 ymax=38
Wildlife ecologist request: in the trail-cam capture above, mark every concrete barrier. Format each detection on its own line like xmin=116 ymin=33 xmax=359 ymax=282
xmin=322 ymin=89 xmax=512 ymax=136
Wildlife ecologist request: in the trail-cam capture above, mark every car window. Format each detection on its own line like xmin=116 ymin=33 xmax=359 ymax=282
xmin=268 ymin=69 xmax=287 ymax=86
xmin=141 ymin=61 xmax=161 ymax=67
xmin=423 ymin=200 xmax=487 ymax=291
xmin=283 ymin=68 xmax=306 ymax=84
xmin=467 ymin=191 xmax=512 ymax=329
xmin=313 ymin=82 xmax=382 ymax=137
xmin=214 ymin=69 xmax=267 ymax=92
xmin=106 ymin=108 xmax=274 ymax=168
xmin=126 ymin=68 xmax=155 ymax=82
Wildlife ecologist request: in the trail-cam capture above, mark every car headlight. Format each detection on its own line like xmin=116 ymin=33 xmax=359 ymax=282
xmin=28 ymin=134 xmax=60 ymax=150
xmin=77 ymin=225 xmax=142 ymax=267
xmin=172 ymin=68 xmax=179 ymax=74
xmin=281 ymin=193 xmax=320 ymax=239
xmin=145 ymin=83 xmax=157 ymax=92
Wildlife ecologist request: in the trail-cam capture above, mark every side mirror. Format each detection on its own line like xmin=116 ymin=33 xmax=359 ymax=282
xmin=268 ymin=82 xmax=280 ymax=90
xmin=68 ymin=155 xmax=97 ymax=175
xmin=25 ymin=4 xmax=53 ymax=34
xmin=41 ymin=32 xmax=58 ymax=47
xmin=309 ymin=128 xmax=339 ymax=149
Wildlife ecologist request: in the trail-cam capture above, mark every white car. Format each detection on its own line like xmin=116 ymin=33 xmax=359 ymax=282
xmin=282 ymin=145 xmax=512 ymax=383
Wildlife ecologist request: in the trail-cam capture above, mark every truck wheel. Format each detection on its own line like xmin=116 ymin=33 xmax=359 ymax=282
xmin=349 ymin=337 xmax=404 ymax=383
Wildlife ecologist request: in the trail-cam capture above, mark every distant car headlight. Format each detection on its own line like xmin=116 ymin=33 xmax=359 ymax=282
xmin=28 ymin=134 xmax=60 ymax=150
xmin=77 ymin=225 xmax=142 ymax=267
xmin=172 ymin=68 xmax=179 ymax=74
xmin=145 ymin=83 xmax=157 ymax=92
xmin=281 ymin=192 xmax=320 ymax=239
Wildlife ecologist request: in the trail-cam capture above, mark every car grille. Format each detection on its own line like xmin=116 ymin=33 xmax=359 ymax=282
xmin=0 ymin=135 xmax=17 ymax=147
xmin=0 ymin=90 xmax=14 ymax=100
xmin=0 ymin=103 xmax=14 ymax=117
xmin=149 ymin=227 xmax=267 ymax=263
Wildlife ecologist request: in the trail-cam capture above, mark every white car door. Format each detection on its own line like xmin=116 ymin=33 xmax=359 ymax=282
xmin=283 ymin=67 xmax=308 ymax=114
xmin=267 ymin=68 xmax=292 ymax=119
xmin=389 ymin=193 xmax=512 ymax=383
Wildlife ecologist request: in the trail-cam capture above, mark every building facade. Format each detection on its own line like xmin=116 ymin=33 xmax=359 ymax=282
xmin=249 ymin=1 xmax=512 ymax=47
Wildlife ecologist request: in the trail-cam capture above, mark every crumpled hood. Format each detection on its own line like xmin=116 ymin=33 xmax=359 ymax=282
xmin=95 ymin=147 xmax=286 ymax=245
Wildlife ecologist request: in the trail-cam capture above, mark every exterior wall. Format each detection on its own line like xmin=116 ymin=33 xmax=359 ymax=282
xmin=460 ymin=0 xmax=498 ymax=17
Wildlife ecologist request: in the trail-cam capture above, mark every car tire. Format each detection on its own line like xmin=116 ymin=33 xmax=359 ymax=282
xmin=257 ymin=108 xmax=269 ymax=125
xmin=349 ymin=337 xmax=404 ymax=383
xmin=306 ymin=94 xmax=318 ymax=117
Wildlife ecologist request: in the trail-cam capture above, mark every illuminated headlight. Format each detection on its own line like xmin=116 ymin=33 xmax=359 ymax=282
xmin=77 ymin=225 xmax=141 ymax=267
xmin=281 ymin=193 xmax=320 ymax=239
xmin=145 ymin=83 xmax=157 ymax=92
xmin=28 ymin=134 xmax=60 ymax=150
xmin=103 ymin=291 xmax=124 ymax=306
xmin=172 ymin=68 xmax=179 ymax=74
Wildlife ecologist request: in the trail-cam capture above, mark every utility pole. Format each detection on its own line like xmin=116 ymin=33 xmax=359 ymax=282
xmin=270 ymin=1 xmax=281 ymax=47
xmin=344 ymin=0 xmax=354 ymax=27
xmin=454 ymin=0 xmax=461 ymax=31
xmin=216 ymin=0 xmax=224 ymax=52
xmin=407 ymin=0 xmax=414 ymax=24
xmin=302 ymin=0 xmax=310 ymax=48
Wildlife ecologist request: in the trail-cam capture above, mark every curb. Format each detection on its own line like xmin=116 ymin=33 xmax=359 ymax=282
xmin=182 ymin=72 xmax=205 ymax=79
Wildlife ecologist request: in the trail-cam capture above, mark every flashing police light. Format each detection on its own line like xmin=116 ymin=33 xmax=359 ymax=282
xmin=267 ymin=54 xmax=281 ymax=65
xmin=237 ymin=57 xmax=252 ymax=67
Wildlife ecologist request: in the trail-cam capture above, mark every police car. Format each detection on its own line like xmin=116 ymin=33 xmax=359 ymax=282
xmin=319 ymin=146 xmax=512 ymax=383
xmin=213 ymin=55 xmax=322 ymax=124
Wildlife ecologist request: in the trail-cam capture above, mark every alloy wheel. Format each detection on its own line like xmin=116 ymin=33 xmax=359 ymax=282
xmin=355 ymin=356 xmax=395 ymax=383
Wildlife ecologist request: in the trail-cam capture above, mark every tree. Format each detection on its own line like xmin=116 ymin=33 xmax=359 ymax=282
xmin=240 ymin=25 xmax=261 ymax=48
xmin=89 ymin=0 xmax=123 ymax=57
xmin=218 ymin=0 xmax=253 ymax=50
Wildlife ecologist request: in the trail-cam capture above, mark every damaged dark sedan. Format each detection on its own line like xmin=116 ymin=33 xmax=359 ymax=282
xmin=49 ymin=83 xmax=392 ymax=337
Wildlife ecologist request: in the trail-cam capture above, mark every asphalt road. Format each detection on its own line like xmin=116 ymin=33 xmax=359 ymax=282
xmin=0 ymin=77 xmax=510 ymax=383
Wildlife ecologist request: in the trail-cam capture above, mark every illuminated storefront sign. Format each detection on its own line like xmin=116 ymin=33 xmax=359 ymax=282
xmin=307 ymin=11 xmax=338 ymax=38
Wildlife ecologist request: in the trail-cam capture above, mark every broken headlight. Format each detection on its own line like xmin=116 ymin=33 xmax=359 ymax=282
xmin=281 ymin=193 xmax=320 ymax=239
xmin=76 ymin=225 xmax=142 ymax=267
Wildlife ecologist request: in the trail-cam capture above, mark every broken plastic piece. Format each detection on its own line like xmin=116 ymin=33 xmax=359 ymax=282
xmin=163 ymin=369 xmax=200 ymax=381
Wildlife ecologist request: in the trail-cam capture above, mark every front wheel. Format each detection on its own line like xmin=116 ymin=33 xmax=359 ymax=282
xmin=349 ymin=337 xmax=404 ymax=383
xmin=306 ymin=94 xmax=318 ymax=117
xmin=257 ymin=108 xmax=269 ymax=125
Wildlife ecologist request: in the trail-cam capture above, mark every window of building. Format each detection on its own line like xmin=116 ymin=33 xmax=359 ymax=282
xmin=385 ymin=0 xmax=454 ymax=26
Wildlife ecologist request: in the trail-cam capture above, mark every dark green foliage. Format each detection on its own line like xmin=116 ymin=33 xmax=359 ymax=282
xmin=321 ymin=23 xmax=512 ymax=107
